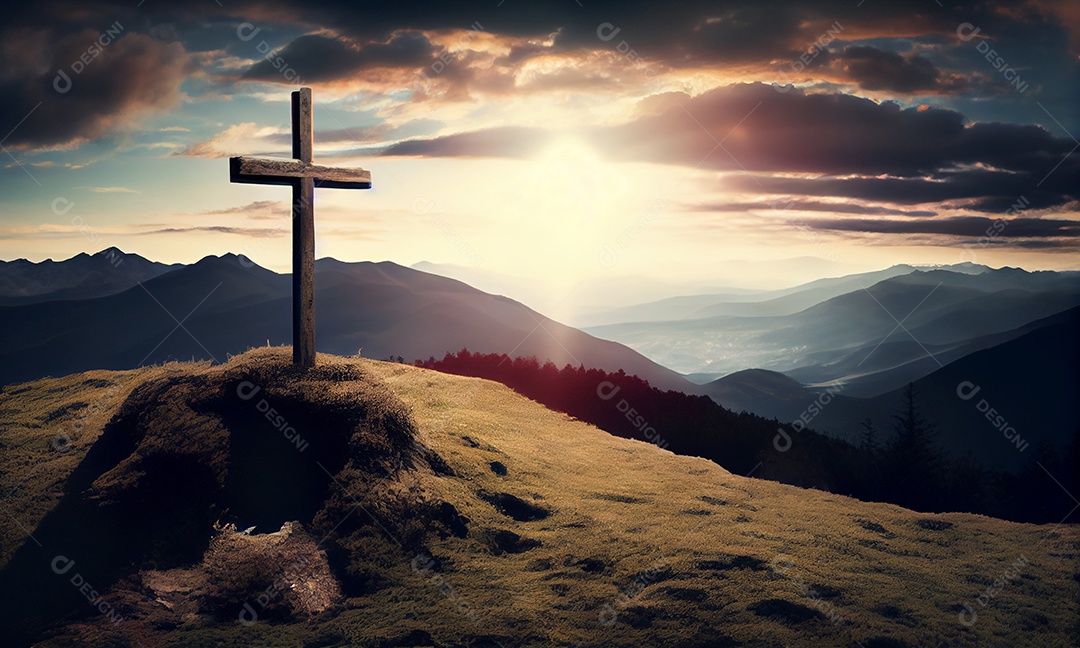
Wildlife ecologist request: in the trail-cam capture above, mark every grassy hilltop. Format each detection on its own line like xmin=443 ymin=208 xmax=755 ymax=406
xmin=0 ymin=348 xmax=1076 ymax=647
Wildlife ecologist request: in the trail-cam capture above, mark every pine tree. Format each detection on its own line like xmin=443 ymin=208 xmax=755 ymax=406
xmin=859 ymin=418 xmax=878 ymax=457
xmin=883 ymin=384 xmax=940 ymax=511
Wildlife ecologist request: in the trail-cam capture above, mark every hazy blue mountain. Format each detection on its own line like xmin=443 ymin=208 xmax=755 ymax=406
xmin=702 ymin=368 xmax=857 ymax=423
xmin=578 ymin=263 xmax=940 ymax=326
xmin=0 ymin=247 xmax=181 ymax=304
xmin=586 ymin=267 xmax=1080 ymax=395
xmin=704 ymin=306 xmax=1080 ymax=472
xmin=411 ymin=260 xmax=738 ymax=321
xmin=824 ymin=306 xmax=1080 ymax=472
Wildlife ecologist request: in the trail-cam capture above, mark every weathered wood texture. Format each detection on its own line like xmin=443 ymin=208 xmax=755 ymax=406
xmin=293 ymin=176 xmax=315 ymax=367
xmin=229 ymin=158 xmax=371 ymax=189
xmin=228 ymin=87 xmax=371 ymax=368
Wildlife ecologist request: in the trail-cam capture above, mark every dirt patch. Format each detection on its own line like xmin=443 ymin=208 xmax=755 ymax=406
xmin=916 ymin=519 xmax=954 ymax=531
xmin=200 ymin=521 xmax=342 ymax=622
xmin=40 ymin=401 xmax=88 ymax=423
xmin=748 ymin=598 xmax=822 ymax=624
xmin=697 ymin=553 xmax=767 ymax=572
xmin=682 ymin=509 xmax=712 ymax=516
xmin=572 ymin=557 xmax=607 ymax=574
xmin=589 ymin=492 xmax=647 ymax=504
xmin=872 ymin=604 xmax=918 ymax=626
xmin=479 ymin=491 xmax=549 ymax=522
xmin=663 ymin=586 xmax=708 ymax=602
xmin=482 ymin=528 xmax=541 ymax=555
xmin=858 ymin=520 xmax=898 ymax=539
xmin=862 ymin=637 xmax=915 ymax=648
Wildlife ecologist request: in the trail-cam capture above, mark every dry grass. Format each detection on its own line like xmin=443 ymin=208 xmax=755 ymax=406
xmin=0 ymin=363 xmax=200 ymax=568
xmin=0 ymin=347 xmax=1075 ymax=647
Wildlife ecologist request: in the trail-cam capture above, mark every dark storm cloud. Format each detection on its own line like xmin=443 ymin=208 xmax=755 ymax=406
xmin=2 ymin=0 xmax=1075 ymax=152
xmin=722 ymin=168 xmax=1078 ymax=212
xmin=239 ymin=0 xmax=936 ymax=61
xmin=558 ymin=4 xmax=807 ymax=65
xmin=383 ymin=84 xmax=1080 ymax=211
xmin=215 ymin=0 xmax=1074 ymax=77
xmin=688 ymin=200 xmax=938 ymax=217
xmin=242 ymin=32 xmax=437 ymax=82
xmin=802 ymin=216 xmax=1080 ymax=238
xmin=832 ymin=46 xmax=966 ymax=94
xmin=384 ymin=127 xmax=549 ymax=159
xmin=0 ymin=30 xmax=190 ymax=149
xmin=225 ymin=2 xmax=923 ymax=87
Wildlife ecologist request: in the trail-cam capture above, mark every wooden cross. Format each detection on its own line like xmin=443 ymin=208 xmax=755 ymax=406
xmin=229 ymin=87 xmax=371 ymax=368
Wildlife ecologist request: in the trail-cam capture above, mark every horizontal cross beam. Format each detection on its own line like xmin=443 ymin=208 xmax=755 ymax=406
xmin=230 ymin=156 xmax=372 ymax=189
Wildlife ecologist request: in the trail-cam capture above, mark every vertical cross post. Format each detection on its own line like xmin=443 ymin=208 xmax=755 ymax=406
xmin=292 ymin=88 xmax=315 ymax=368
xmin=229 ymin=87 xmax=371 ymax=369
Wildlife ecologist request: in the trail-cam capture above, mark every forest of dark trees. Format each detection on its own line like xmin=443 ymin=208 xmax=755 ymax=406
xmin=416 ymin=350 xmax=1079 ymax=524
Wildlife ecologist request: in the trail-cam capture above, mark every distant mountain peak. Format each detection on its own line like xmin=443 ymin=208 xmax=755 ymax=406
xmin=92 ymin=246 xmax=126 ymax=258
xmin=193 ymin=252 xmax=256 ymax=269
xmin=907 ymin=262 xmax=992 ymax=275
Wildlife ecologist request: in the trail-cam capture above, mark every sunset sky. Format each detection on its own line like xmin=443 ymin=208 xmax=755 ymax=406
xmin=2 ymin=0 xmax=1078 ymax=303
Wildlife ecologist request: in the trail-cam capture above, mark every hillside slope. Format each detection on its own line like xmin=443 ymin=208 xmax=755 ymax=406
xmin=0 ymin=349 xmax=1075 ymax=647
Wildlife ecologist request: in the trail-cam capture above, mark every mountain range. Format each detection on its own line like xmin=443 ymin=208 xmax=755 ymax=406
xmin=702 ymin=305 xmax=1080 ymax=472
xmin=3 ymin=249 xmax=1077 ymax=474
xmin=0 ymin=251 xmax=693 ymax=394
xmin=0 ymin=247 xmax=179 ymax=305
xmin=583 ymin=264 xmax=1080 ymax=394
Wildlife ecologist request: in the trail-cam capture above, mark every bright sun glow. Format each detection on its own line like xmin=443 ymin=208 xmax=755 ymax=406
xmin=505 ymin=138 xmax=632 ymax=279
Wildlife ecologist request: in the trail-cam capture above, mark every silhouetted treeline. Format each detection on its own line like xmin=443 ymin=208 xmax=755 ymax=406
xmin=418 ymin=350 xmax=1078 ymax=524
